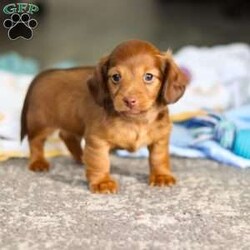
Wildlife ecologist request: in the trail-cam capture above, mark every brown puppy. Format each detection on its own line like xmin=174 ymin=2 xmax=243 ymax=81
xmin=21 ymin=40 xmax=188 ymax=193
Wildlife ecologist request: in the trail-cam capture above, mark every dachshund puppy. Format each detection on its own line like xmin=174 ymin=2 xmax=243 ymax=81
xmin=21 ymin=40 xmax=188 ymax=193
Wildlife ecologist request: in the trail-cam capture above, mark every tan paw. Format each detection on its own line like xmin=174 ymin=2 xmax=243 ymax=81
xmin=29 ymin=160 xmax=50 ymax=172
xmin=149 ymin=174 xmax=176 ymax=187
xmin=90 ymin=178 xmax=118 ymax=194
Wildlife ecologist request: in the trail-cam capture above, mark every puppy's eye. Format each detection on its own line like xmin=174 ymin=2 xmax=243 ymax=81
xmin=144 ymin=73 xmax=154 ymax=83
xmin=111 ymin=73 xmax=121 ymax=84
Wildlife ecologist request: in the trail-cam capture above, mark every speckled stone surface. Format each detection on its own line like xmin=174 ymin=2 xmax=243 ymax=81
xmin=0 ymin=156 xmax=250 ymax=250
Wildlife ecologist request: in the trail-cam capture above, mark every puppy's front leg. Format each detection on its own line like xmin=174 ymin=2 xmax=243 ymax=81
xmin=148 ymin=138 xmax=176 ymax=187
xmin=83 ymin=138 xmax=118 ymax=194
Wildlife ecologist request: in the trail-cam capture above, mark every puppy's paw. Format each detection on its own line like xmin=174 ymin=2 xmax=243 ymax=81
xmin=90 ymin=178 xmax=118 ymax=194
xmin=29 ymin=160 xmax=50 ymax=172
xmin=149 ymin=174 xmax=176 ymax=187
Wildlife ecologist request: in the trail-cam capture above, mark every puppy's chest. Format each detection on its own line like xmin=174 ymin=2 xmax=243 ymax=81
xmin=108 ymin=122 xmax=158 ymax=152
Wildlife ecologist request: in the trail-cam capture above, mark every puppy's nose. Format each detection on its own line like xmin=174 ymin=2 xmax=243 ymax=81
xmin=123 ymin=97 xmax=137 ymax=109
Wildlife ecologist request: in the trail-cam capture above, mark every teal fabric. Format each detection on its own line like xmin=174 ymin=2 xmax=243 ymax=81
xmin=0 ymin=52 xmax=39 ymax=75
xmin=0 ymin=53 xmax=77 ymax=75
xmin=233 ymin=130 xmax=250 ymax=159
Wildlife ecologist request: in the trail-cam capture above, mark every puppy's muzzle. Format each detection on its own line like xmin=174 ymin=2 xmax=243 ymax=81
xmin=123 ymin=96 xmax=137 ymax=109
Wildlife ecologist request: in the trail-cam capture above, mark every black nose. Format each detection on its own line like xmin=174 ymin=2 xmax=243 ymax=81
xmin=123 ymin=97 xmax=137 ymax=109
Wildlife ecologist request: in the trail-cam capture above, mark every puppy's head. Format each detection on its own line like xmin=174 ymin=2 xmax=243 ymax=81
xmin=88 ymin=40 xmax=188 ymax=116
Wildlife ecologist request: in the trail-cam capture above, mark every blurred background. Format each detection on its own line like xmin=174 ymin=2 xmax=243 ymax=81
xmin=0 ymin=0 xmax=250 ymax=68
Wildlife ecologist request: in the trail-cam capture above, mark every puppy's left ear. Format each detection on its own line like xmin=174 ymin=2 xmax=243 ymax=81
xmin=160 ymin=51 xmax=189 ymax=104
xmin=87 ymin=56 xmax=110 ymax=107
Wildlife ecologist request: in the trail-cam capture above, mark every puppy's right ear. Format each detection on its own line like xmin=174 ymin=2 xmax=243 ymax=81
xmin=159 ymin=51 xmax=189 ymax=104
xmin=87 ymin=56 xmax=110 ymax=106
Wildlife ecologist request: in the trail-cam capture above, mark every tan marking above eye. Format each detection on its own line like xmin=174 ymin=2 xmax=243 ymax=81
xmin=143 ymin=68 xmax=161 ymax=77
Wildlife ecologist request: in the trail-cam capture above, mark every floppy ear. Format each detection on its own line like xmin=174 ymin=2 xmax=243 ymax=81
xmin=160 ymin=51 xmax=189 ymax=104
xmin=87 ymin=56 xmax=110 ymax=106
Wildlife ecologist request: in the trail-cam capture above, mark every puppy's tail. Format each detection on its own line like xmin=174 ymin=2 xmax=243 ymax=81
xmin=21 ymin=86 xmax=31 ymax=141
xmin=20 ymin=78 xmax=37 ymax=141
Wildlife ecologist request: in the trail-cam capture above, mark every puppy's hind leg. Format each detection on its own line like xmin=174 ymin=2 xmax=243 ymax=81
xmin=28 ymin=129 xmax=54 ymax=172
xmin=59 ymin=130 xmax=83 ymax=164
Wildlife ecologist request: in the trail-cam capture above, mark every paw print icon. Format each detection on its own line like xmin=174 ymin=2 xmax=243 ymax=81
xmin=3 ymin=13 xmax=38 ymax=40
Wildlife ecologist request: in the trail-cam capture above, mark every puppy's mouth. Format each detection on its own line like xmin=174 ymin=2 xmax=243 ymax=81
xmin=119 ymin=109 xmax=147 ymax=117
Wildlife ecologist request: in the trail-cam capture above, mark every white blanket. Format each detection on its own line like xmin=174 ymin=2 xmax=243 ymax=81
xmin=170 ymin=43 xmax=250 ymax=116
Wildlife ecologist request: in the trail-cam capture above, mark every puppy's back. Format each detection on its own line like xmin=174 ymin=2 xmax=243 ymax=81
xmin=21 ymin=67 xmax=94 ymax=140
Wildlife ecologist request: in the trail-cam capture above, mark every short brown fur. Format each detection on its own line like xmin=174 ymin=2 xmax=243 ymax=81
xmin=21 ymin=40 xmax=188 ymax=193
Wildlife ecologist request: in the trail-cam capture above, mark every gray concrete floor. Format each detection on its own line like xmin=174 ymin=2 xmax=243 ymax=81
xmin=0 ymin=156 xmax=250 ymax=249
xmin=0 ymin=1 xmax=250 ymax=249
